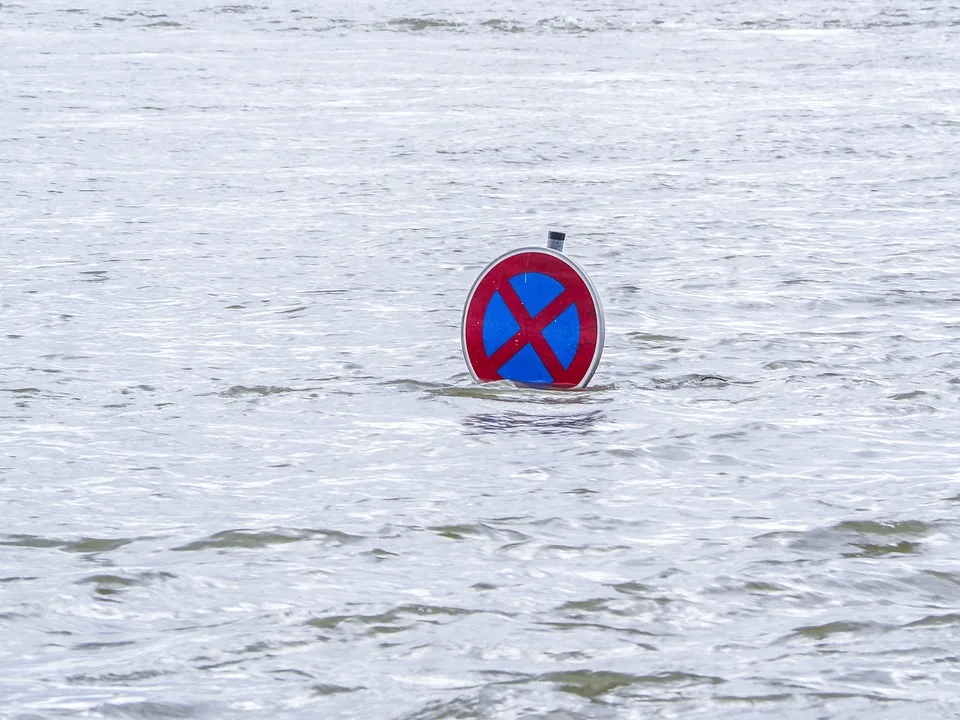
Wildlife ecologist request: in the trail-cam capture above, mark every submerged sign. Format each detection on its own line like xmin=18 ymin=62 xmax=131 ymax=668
xmin=461 ymin=242 xmax=604 ymax=389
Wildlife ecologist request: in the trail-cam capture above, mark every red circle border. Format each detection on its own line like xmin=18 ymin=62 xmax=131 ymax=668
xmin=461 ymin=248 xmax=604 ymax=389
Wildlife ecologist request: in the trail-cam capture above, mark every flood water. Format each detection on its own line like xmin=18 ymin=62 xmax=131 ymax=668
xmin=2 ymin=1 xmax=960 ymax=718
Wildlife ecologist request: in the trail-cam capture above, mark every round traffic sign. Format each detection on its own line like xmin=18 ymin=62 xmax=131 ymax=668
xmin=461 ymin=247 xmax=604 ymax=389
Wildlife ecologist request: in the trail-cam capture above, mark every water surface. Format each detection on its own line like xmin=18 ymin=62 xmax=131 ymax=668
xmin=2 ymin=1 xmax=960 ymax=718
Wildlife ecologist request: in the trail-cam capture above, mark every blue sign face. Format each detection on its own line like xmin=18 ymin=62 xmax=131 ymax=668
xmin=482 ymin=272 xmax=581 ymax=384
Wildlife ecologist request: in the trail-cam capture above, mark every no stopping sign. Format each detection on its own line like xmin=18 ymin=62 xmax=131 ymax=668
xmin=462 ymin=247 xmax=604 ymax=389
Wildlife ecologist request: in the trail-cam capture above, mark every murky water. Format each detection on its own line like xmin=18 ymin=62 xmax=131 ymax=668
xmin=2 ymin=1 xmax=960 ymax=718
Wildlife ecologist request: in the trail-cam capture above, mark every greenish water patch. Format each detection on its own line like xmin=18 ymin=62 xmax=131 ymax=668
xmin=387 ymin=17 xmax=465 ymax=31
xmin=0 ymin=535 xmax=137 ymax=554
xmin=541 ymin=670 xmax=724 ymax=699
xmin=172 ymin=528 xmax=363 ymax=552
xmin=785 ymin=621 xmax=882 ymax=641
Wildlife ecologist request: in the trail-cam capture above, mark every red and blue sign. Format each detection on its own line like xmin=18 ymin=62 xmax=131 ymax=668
xmin=462 ymin=248 xmax=604 ymax=389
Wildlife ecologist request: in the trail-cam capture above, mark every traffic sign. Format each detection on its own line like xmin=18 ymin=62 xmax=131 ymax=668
xmin=462 ymin=247 xmax=604 ymax=389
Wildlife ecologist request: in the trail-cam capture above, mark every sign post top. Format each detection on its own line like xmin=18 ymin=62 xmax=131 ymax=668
xmin=547 ymin=230 xmax=566 ymax=253
xmin=461 ymin=238 xmax=604 ymax=389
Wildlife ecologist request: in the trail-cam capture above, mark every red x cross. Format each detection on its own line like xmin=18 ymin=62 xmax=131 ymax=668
xmin=484 ymin=281 xmax=575 ymax=381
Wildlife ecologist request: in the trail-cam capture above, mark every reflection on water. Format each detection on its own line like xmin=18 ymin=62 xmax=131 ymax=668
xmin=429 ymin=380 xmax=615 ymax=404
xmin=462 ymin=409 xmax=604 ymax=435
